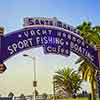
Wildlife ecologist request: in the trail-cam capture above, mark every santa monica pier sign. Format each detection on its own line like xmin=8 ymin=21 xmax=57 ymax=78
xmin=0 ymin=17 xmax=100 ymax=73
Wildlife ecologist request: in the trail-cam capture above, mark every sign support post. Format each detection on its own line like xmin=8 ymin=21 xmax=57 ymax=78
xmin=96 ymin=45 xmax=100 ymax=99
xmin=0 ymin=27 xmax=4 ymax=63
xmin=0 ymin=27 xmax=6 ymax=73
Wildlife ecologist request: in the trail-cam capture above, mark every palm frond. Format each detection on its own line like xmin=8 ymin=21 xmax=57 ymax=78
xmin=75 ymin=57 xmax=84 ymax=64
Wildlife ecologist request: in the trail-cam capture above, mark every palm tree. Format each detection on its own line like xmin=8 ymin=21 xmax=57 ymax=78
xmin=42 ymin=93 xmax=48 ymax=100
xmin=8 ymin=92 xmax=14 ymax=98
xmin=20 ymin=93 xmax=26 ymax=100
xmin=53 ymin=67 xmax=82 ymax=97
xmin=76 ymin=59 xmax=97 ymax=100
xmin=76 ymin=21 xmax=100 ymax=100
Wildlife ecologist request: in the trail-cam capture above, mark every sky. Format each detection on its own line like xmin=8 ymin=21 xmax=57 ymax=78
xmin=0 ymin=0 xmax=100 ymax=97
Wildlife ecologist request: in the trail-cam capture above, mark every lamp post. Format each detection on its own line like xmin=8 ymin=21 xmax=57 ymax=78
xmin=23 ymin=54 xmax=37 ymax=100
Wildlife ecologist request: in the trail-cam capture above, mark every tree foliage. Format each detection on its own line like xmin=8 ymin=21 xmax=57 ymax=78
xmin=53 ymin=68 xmax=82 ymax=97
xmin=8 ymin=92 xmax=14 ymax=97
xmin=76 ymin=21 xmax=100 ymax=100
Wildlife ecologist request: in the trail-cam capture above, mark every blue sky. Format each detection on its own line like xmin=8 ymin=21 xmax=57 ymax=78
xmin=0 ymin=0 xmax=100 ymax=32
xmin=0 ymin=0 xmax=100 ymax=96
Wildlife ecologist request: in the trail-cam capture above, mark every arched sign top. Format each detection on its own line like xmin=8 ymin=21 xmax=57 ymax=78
xmin=23 ymin=17 xmax=80 ymax=35
xmin=0 ymin=25 xmax=99 ymax=69
xmin=0 ymin=17 xmax=99 ymax=70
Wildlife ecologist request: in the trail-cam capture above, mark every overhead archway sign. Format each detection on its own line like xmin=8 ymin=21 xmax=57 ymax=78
xmin=0 ymin=17 xmax=99 ymax=72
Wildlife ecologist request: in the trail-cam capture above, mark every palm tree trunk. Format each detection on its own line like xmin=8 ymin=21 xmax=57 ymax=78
xmin=90 ymin=80 xmax=95 ymax=100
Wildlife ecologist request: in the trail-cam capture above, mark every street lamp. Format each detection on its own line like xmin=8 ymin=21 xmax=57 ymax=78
xmin=23 ymin=54 xmax=37 ymax=100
